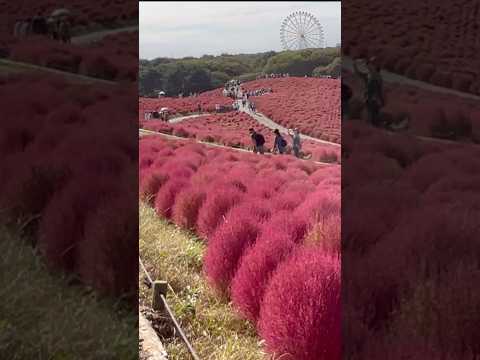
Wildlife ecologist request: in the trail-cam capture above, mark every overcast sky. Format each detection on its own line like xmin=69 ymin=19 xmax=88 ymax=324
xmin=140 ymin=1 xmax=341 ymax=59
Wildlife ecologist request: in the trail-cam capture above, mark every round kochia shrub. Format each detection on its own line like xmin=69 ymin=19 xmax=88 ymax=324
xmin=172 ymin=186 xmax=207 ymax=231
xmin=203 ymin=216 xmax=261 ymax=294
xmin=154 ymin=179 xmax=189 ymax=219
xmin=77 ymin=183 xmax=137 ymax=300
xmin=231 ymin=229 xmax=299 ymax=323
xmin=138 ymin=169 xmax=169 ymax=204
xmin=196 ymin=188 xmax=244 ymax=238
xmin=37 ymin=175 xmax=113 ymax=272
xmin=258 ymin=246 xmax=341 ymax=360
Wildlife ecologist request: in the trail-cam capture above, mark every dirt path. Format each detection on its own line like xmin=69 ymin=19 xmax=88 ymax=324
xmin=139 ymin=128 xmax=337 ymax=166
xmin=140 ymin=312 xmax=168 ymax=360
xmin=71 ymin=25 xmax=138 ymax=45
xmin=162 ymin=99 xmax=341 ymax=148
xmin=168 ymin=113 xmax=206 ymax=124
xmin=0 ymin=59 xmax=117 ymax=85
xmin=342 ymin=56 xmax=480 ymax=101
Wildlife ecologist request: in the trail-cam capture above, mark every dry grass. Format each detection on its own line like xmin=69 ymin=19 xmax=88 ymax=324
xmin=139 ymin=202 xmax=269 ymax=360
xmin=0 ymin=225 xmax=138 ymax=360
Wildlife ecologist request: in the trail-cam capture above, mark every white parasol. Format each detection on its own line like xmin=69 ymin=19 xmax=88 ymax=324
xmin=50 ymin=8 xmax=71 ymax=18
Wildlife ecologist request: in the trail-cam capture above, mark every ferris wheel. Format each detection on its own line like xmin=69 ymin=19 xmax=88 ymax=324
xmin=280 ymin=11 xmax=325 ymax=50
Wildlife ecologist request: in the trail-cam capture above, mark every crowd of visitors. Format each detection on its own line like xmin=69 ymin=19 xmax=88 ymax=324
xmin=256 ymin=73 xmax=290 ymax=79
xmin=249 ymin=127 xmax=306 ymax=158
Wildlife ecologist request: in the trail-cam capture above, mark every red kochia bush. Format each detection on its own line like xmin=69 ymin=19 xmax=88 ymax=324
xmin=172 ymin=186 xmax=207 ymax=230
xmin=196 ymin=188 xmax=244 ymax=238
xmin=258 ymin=246 xmax=341 ymax=360
xmin=77 ymin=183 xmax=137 ymax=300
xmin=203 ymin=217 xmax=261 ymax=293
xmin=138 ymin=169 xmax=169 ymax=204
xmin=231 ymin=230 xmax=299 ymax=323
xmin=154 ymin=179 xmax=189 ymax=219
xmin=37 ymin=176 xmax=113 ymax=271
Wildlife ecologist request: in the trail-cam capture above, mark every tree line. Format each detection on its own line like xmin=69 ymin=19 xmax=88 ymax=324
xmin=139 ymin=47 xmax=340 ymax=97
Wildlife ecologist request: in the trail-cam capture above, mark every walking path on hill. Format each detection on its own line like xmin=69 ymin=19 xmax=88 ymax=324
xmin=342 ymin=56 xmax=480 ymax=101
xmin=0 ymin=58 xmax=117 ymax=85
xmin=139 ymin=128 xmax=337 ymax=166
xmin=237 ymin=100 xmax=341 ymax=147
xmin=168 ymin=113 xmax=205 ymax=123
xmin=159 ymin=105 xmax=341 ymax=147
xmin=71 ymin=25 xmax=138 ymax=44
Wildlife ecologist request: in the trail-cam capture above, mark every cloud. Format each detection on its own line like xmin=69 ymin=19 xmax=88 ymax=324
xmin=140 ymin=1 xmax=340 ymax=59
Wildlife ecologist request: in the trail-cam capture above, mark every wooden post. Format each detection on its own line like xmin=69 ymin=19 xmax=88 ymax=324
xmin=152 ymin=280 xmax=168 ymax=312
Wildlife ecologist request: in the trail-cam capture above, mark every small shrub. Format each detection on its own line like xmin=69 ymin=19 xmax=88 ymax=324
xmin=203 ymin=218 xmax=260 ymax=294
xmin=172 ymin=187 xmax=207 ymax=230
xmin=258 ymin=246 xmax=340 ymax=360
xmin=196 ymin=188 xmax=243 ymax=238
xmin=231 ymin=229 xmax=299 ymax=323
xmin=154 ymin=179 xmax=189 ymax=219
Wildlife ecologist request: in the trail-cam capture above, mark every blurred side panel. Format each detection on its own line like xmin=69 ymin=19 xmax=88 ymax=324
xmin=0 ymin=1 xmax=139 ymax=359
xmin=342 ymin=0 xmax=480 ymax=359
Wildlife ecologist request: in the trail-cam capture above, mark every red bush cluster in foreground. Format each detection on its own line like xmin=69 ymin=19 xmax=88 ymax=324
xmin=142 ymin=112 xmax=340 ymax=163
xmin=242 ymin=77 xmax=341 ymax=142
xmin=259 ymin=246 xmax=341 ymax=360
xmin=140 ymin=135 xmax=341 ymax=358
xmin=342 ymin=120 xmax=480 ymax=358
xmin=0 ymin=73 xmax=138 ymax=299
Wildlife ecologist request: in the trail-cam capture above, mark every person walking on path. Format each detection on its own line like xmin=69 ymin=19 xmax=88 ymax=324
xmin=249 ymin=128 xmax=265 ymax=154
xmin=288 ymin=128 xmax=302 ymax=158
xmin=272 ymin=129 xmax=287 ymax=154
xmin=353 ymin=57 xmax=385 ymax=127
xmin=342 ymin=80 xmax=353 ymax=122
xmin=58 ymin=19 xmax=71 ymax=43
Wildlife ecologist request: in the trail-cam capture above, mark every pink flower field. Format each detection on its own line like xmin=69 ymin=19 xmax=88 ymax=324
xmin=139 ymin=88 xmax=232 ymax=115
xmin=140 ymin=135 xmax=341 ymax=359
xmin=242 ymin=77 xmax=341 ymax=142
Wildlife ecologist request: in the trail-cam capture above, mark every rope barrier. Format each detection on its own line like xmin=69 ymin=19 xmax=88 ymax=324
xmin=139 ymin=256 xmax=201 ymax=360
xmin=160 ymin=294 xmax=201 ymax=360
xmin=139 ymin=256 xmax=153 ymax=287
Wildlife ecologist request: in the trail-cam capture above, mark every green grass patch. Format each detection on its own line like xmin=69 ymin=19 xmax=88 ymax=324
xmin=139 ymin=202 xmax=269 ymax=360
xmin=0 ymin=225 xmax=138 ymax=360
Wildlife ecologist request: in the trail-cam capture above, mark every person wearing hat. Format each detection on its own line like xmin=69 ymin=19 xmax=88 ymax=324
xmin=353 ymin=56 xmax=385 ymax=127
xmin=288 ymin=128 xmax=302 ymax=158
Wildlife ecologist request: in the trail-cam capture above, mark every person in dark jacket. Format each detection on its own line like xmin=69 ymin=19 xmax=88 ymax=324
xmin=249 ymin=128 xmax=265 ymax=154
xmin=341 ymin=81 xmax=353 ymax=121
xmin=272 ymin=129 xmax=287 ymax=154
xmin=353 ymin=57 xmax=384 ymax=127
